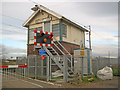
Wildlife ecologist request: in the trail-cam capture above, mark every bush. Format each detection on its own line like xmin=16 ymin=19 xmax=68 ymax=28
xmin=113 ymin=69 xmax=119 ymax=76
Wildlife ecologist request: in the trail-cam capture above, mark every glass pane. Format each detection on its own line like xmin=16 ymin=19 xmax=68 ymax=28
xmin=52 ymin=24 xmax=59 ymax=36
xmin=29 ymin=30 xmax=34 ymax=40
xmin=62 ymin=24 xmax=67 ymax=37
xmin=44 ymin=22 xmax=50 ymax=32
xmin=38 ymin=27 xmax=42 ymax=31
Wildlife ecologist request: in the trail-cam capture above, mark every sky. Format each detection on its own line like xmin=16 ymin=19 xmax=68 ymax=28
xmin=0 ymin=0 xmax=119 ymax=58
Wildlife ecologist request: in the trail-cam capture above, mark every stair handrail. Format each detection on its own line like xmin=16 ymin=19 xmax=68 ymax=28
xmin=53 ymin=37 xmax=72 ymax=56
xmin=53 ymin=37 xmax=73 ymax=71
xmin=53 ymin=42 xmax=71 ymax=62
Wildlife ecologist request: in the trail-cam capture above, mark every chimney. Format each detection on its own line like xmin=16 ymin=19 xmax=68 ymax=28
xmin=31 ymin=5 xmax=39 ymax=11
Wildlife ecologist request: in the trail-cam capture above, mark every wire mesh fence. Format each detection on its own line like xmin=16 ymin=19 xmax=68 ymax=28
xmin=92 ymin=57 xmax=111 ymax=75
xmin=25 ymin=55 xmax=49 ymax=80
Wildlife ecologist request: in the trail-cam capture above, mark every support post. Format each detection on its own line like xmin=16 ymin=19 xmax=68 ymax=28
xmin=47 ymin=56 xmax=50 ymax=81
xmin=27 ymin=26 xmax=29 ymax=56
xmin=49 ymin=57 xmax=52 ymax=81
xmin=63 ymin=55 xmax=68 ymax=82
xmin=41 ymin=57 xmax=43 ymax=78
xmin=71 ymin=55 xmax=73 ymax=72
xmin=89 ymin=25 xmax=91 ymax=49
xmin=35 ymin=56 xmax=37 ymax=79
xmin=81 ymin=56 xmax=84 ymax=79
xmin=87 ymin=50 xmax=90 ymax=74
xmin=28 ymin=57 xmax=29 ymax=78
xmin=24 ymin=67 xmax=25 ymax=78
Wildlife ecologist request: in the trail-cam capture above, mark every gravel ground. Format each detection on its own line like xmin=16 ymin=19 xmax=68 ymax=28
xmin=55 ymin=76 xmax=119 ymax=88
xmin=2 ymin=74 xmax=119 ymax=88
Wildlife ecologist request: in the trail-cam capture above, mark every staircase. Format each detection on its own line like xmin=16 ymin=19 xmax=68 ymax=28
xmin=43 ymin=37 xmax=74 ymax=76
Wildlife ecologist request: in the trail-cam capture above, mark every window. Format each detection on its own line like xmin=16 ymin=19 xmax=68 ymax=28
xmin=44 ymin=22 xmax=50 ymax=32
xmin=52 ymin=24 xmax=59 ymax=36
xmin=37 ymin=27 xmax=42 ymax=31
xmin=62 ymin=24 xmax=67 ymax=37
xmin=29 ymin=27 xmax=43 ymax=40
xmin=52 ymin=24 xmax=67 ymax=37
xmin=29 ymin=29 xmax=34 ymax=40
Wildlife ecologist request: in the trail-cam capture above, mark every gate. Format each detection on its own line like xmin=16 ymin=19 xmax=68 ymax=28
xmin=1 ymin=64 xmax=27 ymax=80
xmin=27 ymin=55 xmax=50 ymax=81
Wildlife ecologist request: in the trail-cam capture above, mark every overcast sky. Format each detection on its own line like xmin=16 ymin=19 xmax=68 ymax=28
xmin=0 ymin=0 xmax=119 ymax=58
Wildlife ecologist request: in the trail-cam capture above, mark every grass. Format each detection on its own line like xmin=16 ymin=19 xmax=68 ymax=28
xmin=51 ymin=76 xmax=63 ymax=80
xmin=82 ymin=75 xmax=99 ymax=83
xmin=113 ymin=69 xmax=120 ymax=76
xmin=67 ymin=75 xmax=100 ymax=86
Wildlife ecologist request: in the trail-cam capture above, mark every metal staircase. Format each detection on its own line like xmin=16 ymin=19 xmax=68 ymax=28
xmin=43 ymin=37 xmax=74 ymax=75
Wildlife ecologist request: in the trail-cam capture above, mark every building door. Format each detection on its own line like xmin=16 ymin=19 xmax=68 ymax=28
xmin=44 ymin=22 xmax=50 ymax=32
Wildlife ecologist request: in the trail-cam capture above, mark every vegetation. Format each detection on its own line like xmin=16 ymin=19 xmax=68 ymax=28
xmin=51 ymin=76 xmax=63 ymax=80
xmin=113 ymin=69 xmax=120 ymax=76
xmin=82 ymin=75 xmax=99 ymax=83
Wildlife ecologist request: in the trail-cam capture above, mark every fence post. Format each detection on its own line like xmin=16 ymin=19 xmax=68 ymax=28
xmin=35 ymin=56 xmax=37 ymax=79
xmin=81 ymin=56 xmax=84 ymax=79
xmin=49 ymin=57 xmax=52 ymax=81
xmin=71 ymin=55 xmax=72 ymax=71
xmin=47 ymin=56 xmax=50 ymax=81
xmin=41 ymin=56 xmax=43 ymax=78
xmin=63 ymin=55 xmax=68 ymax=82
xmin=28 ymin=56 xmax=29 ymax=78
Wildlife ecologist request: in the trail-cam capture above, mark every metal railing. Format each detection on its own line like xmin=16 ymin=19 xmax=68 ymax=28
xmin=53 ymin=37 xmax=73 ymax=73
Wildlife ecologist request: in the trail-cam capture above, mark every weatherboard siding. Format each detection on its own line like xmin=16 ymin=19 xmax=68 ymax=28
xmin=28 ymin=9 xmax=85 ymax=46
xmin=28 ymin=10 xmax=60 ymax=44
xmin=62 ymin=21 xmax=85 ymax=45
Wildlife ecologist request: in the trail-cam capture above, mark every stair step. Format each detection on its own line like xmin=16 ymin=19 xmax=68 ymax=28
xmin=49 ymin=50 xmax=54 ymax=52
xmin=47 ymin=48 xmax=52 ymax=50
xmin=51 ymin=64 xmax=57 ymax=65
xmin=52 ymin=52 xmax=57 ymax=55
xmin=44 ymin=45 xmax=74 ymax=75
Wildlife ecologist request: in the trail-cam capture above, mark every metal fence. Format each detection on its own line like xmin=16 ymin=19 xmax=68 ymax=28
xmin=92 ymin=57 xmax=118 ymax=75
xmin=15 ymin=55 xmax=50 ymax=81
xmin=27 ymin=55 xmax=49 ymax=80
xmin=4 ymin=55 xmax=68 ymax=82
xmin=25 ymin=55 xmax=68 ymax=82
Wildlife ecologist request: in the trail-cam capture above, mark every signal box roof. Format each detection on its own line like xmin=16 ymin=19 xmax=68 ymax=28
xmin=23 ymin=5 xmax=89 ymax=32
